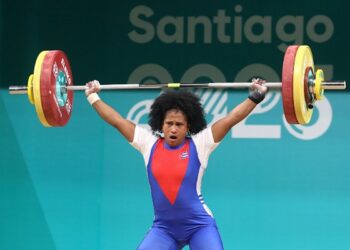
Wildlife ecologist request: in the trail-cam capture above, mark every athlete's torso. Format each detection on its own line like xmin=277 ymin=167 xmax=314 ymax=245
xmin=131 ymin=126 xmax=219 ymax=240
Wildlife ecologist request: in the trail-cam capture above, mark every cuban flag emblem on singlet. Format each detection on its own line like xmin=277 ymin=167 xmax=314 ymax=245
xmin=180 ymin=151 xmax=189 ymax=159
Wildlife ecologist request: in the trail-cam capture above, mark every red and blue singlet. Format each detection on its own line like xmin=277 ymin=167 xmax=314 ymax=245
xmin=131 ymin=126 xmax=224 ymax=250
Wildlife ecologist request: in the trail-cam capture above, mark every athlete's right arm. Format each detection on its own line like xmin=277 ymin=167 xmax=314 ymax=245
xmin=85 ymin=80 xmax=135 ymax=142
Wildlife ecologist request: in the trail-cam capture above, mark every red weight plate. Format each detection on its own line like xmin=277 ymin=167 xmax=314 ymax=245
xmin=40 ymin=51 xmax=74 ymax=126
xmin=282 ymin=45 xmax=299 ymax=124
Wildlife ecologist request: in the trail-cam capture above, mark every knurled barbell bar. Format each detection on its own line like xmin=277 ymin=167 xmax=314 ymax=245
xmin=8 ymin=45 xmax=346 ymax=127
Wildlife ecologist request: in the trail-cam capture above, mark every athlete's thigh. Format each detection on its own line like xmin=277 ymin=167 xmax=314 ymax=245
xmin=189 ymin=225 xmax=224 ymax=250
xmin=137 ymin=227 xmax=179 ymax=250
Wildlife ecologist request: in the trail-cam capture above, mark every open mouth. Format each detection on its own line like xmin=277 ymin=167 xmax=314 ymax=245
xmin=169 ymin=135 xmax=177 ymax=140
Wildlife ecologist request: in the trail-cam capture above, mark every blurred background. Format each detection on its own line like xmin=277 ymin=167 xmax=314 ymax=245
xmin=1 ymin=0 xmax=349 ymax=249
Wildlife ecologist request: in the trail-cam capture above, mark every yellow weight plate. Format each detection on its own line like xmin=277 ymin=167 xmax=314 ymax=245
xmin=33 ymin=51 xmax=51 ymax=127
xmin=314 ymin=69 xmax=324 ymax=100
xmin=293 ymin=46 xmax=314 ymax=124
xmin=27 ymin=74 xmax=34 ymax=104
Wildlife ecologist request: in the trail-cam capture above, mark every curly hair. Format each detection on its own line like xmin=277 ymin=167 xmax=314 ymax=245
xmin=148 ymin=90 xmax=207 ymax=135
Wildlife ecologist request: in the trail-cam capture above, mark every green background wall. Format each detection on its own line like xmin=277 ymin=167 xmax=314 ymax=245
xmin=1 ymin=0 xmax=349 ymax=249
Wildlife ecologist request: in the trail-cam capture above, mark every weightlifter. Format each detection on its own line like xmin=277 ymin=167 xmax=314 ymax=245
xmin=85 ymin=78 xmax=268 ymax=250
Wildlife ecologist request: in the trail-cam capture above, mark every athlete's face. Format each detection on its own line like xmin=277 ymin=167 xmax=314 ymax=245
xmin=162 ymin=109 xmax=189 ymax=147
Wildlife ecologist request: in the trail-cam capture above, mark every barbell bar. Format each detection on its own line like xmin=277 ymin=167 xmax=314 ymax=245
xmin=9 ymin=81 xmax=345 ymax=92
xmin=8 ymin=45 xmax=346 ymax=127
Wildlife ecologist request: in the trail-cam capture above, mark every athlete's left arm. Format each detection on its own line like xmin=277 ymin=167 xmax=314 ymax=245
xmin=211 ymin=79 xmax=268 ymax=143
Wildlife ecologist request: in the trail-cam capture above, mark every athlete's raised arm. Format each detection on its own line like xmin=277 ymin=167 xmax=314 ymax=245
xmin=85 ymin=80 xmax=135 ymax=142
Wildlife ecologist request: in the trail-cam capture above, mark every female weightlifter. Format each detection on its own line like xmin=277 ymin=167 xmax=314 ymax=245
xmin=85 ymin=79 xmax=268 ymax=250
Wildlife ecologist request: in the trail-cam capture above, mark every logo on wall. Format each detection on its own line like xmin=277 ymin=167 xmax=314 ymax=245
xmin=128 ymin=5 xmax=334 ymax=52
xmin=126 ymin=5 xmax=335 ymax=141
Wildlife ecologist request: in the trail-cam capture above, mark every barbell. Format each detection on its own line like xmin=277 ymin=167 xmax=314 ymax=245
xmin=9 ymin=45 xmax=346 ymax=127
